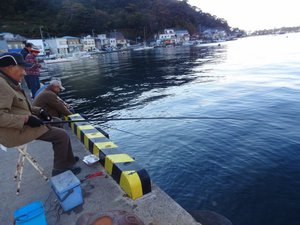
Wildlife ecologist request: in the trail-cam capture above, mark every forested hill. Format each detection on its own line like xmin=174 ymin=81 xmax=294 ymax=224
xmin=0 ymin=0 xmax=232 ymax=39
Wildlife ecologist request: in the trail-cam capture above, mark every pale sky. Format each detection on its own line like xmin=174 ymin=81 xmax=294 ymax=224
xmin=188 ymin=0 xmax=300 ymax=31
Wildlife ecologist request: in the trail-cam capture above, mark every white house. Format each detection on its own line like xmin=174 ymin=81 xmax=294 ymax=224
xmin=98 ymin=34 xmax=109 ymax=46
xmin=157 ymin=28 xmax=191 ymax=45
xmin=95 ymin=34 xmax=110 ymax=49
xmin=158 ymin=29 xmax=176 ymax=44
xmin=107 ymin=32 xmax=127 ymax=47
xmin=94 ymin=32 xmax=128 ymax=50
xmin=81 ymin=36 xmax=96 ymax=51
xmin=203 ymin=29 xmax=227 ymax=41
xmin=174 ymin=29 xmax=190 ymax=43
xmin=109 ymin=38 xmax=117 ymax=48
xmin=45 ymin=38 xmax=68 ymax=55
xmin=164 ymin=29 xmax=175 ymax=35
xmin=63 ymin=36 xmax=82 ymax=53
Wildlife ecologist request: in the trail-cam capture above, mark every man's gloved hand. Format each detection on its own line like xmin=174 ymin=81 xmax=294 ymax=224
xmin=39 ymin=109 xmax=52 ymax=121
xmin=26 ymin=116 xmax=44 ymax=127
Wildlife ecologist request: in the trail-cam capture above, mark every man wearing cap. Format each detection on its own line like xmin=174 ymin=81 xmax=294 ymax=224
xmin=24 ymin=47 xmax=41 ymax=97
xmin=33 ymin=79 xmax=73 ymax=118
xmin=0 ymin=52 xmax=81 ymax=176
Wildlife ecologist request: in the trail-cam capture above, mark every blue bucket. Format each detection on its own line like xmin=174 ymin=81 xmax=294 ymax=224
xmin=14 ymin=201 xmax=47 ymax=225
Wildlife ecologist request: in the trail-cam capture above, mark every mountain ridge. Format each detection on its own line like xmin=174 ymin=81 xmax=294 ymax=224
xmin=0 ymin=0 xmax=232 ymax=39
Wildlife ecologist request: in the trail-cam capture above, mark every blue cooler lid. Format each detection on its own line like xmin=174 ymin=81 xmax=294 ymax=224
xmin=50 ymin=170 xmax=80 ymax=194
xmin=14 ymin=201 xmax=45 ymax=222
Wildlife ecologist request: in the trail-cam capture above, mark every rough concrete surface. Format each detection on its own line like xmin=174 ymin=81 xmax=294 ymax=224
xmin=0 ymin=127 xmax=200 ymax=225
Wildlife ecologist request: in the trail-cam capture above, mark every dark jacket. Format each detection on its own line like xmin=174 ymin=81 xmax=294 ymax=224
xmin=32 ymin=86 xmax=72 ymax=118
xmin=20 ymin=48 xmax=30 ymax=59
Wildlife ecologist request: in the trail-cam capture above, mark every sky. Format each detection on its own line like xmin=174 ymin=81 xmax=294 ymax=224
xmin=188 ymin=0 xmax=300 ymax=31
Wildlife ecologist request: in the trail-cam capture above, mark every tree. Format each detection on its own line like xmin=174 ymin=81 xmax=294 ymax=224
xmin=0 ymin=0 xmax=232 ymax=37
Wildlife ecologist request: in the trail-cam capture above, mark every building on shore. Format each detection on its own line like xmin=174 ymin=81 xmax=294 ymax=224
xmin=81 ymin=36 xmax=96 ymax=52
xmin=63 ymin=36 xmax=83 ymax=53
xmin=0 ymin=34 xmax=8 ymax=52
xmin=0 ymin=32 xmax=26 ymax=53
xmin=45 ymin=38 xmax=68 ymax=56
xmin=157 ymin=28 xmax=190 ymax=46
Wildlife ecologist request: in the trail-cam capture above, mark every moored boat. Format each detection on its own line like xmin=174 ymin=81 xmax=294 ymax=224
xmin=43 ymin=57 xmax=79 ymax=64
xmin=133 ymin=45 xmax=154 ymax=51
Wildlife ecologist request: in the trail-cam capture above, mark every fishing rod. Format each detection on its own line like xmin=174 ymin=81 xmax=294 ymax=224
xmin=43 ymin=116 xmax=251 ymax=124
xmin=42 ymin=119 xmax=146 ymax=138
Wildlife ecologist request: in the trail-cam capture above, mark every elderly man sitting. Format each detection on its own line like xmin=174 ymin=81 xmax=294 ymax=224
xmin=0 ymin=53 xmax=80 ymax=176
xmin=33 ymin=79 xmax=73 ymax=118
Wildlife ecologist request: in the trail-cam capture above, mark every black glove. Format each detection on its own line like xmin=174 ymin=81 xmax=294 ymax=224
xmin=26 ymin=116 xmax=44 ymax=127
xmin=39 ymin=109 xmax=52 ymax=121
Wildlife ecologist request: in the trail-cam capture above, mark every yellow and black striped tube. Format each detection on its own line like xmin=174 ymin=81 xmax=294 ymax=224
xmin=66 ymin=114 xmax=151 ymax=199
xmin=105 ymin=155 xmax=151 ymax=199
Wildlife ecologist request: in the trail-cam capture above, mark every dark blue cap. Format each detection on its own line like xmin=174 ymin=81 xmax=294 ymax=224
xmin=0 ymin=53 xmax=32 ymax=68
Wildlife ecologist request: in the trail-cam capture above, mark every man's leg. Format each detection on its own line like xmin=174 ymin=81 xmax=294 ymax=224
xmin=24 ymin=75 xmax=31 ymax=89
xmin=37 ymin=127 xmax=76 ymax=170
xmin=31 ymin=76 xmax=40 ymax=97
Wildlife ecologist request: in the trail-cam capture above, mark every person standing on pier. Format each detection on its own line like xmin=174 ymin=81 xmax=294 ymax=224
xmin=24 ymin=47 xmax=41 ymax=97
xmin=20 ymin=42 xmax=33 ymax=59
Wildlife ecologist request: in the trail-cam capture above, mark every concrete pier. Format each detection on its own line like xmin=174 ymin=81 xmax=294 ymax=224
xmin=0 ymin=127 xmax=200 ymax=225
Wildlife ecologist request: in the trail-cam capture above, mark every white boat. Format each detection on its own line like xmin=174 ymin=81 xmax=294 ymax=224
xmin=43 ymin=57 xmax=79 ymax=64
xmin=133 ymin=27 xmax=154 ymax=51
xmin=182 ymin=41 xmax=195 ymax=46
xmin=72 ymin=52 xmax=93 ymax=58
xmin=90 ymin=49 xmax=106 ymax=55
xmin=195 ymin=42 xmax=223 ymax=47
xmin=133 ymin=45 xmax=154 ymax=51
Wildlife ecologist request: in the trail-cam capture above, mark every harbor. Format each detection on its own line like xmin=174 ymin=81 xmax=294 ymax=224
xmin=1 ymin=0 xmax=300 ymax=223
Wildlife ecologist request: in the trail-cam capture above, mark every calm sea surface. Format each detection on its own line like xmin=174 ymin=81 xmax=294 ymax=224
xmin=42 ymin=33 xmax=300 ymax=225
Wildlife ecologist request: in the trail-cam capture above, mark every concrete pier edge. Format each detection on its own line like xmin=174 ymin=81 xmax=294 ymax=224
xmin=66 ymin=113 xmax=151 ymax=200
xmin=0 ymin=125 xmax=200 ymax=225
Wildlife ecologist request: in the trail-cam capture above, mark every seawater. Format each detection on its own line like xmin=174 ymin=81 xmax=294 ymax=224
xmin=43 ymin=33 xmax=300 ymax=225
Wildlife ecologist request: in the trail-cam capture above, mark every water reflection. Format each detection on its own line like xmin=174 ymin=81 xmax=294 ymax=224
xmin=42 ymin=44 xmax=227 ymax=118
xmin=41 ymin=34 xmax=300 ymax=225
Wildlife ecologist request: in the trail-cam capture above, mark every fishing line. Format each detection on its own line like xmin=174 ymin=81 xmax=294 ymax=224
xmin=95 ymin=124 xmax=146 ymax=138
xmin=98 ymin=123 xmax=184 ymax=152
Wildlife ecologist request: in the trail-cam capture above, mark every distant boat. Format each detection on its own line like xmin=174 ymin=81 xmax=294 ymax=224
xmin=72 ymin=52 xmax=92 ymax=58
xmin=43 ymin=57 xmax=79 ymax=64
xmin=182 ymin=41 xmax=195 ymax=46
xmin=90 ymin=49 xmax=106 ymax=55
xmin=195 ymin=42 xmax=223 ymax=47
xmin=133 ymin=26 xmax=154 ymax=51
xmin=133 ymin=45 xmax=154 ymax=51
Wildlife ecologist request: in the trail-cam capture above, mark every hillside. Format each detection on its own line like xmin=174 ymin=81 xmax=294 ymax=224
xmin=0 ymin=0 xmax=232 ymax=39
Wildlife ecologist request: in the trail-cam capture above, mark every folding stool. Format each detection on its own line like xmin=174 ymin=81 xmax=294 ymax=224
xmin=14 ymin=144 xmax=48 ymax=195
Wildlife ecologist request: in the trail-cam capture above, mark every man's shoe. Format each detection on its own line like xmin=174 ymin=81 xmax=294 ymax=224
xmin=52 ymin=166 xmax=81 ymax=176
xmin=74 ymin=156 xmax=79 ymax=162
xmin=70 ymin=166 xmax=81 ymax=175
